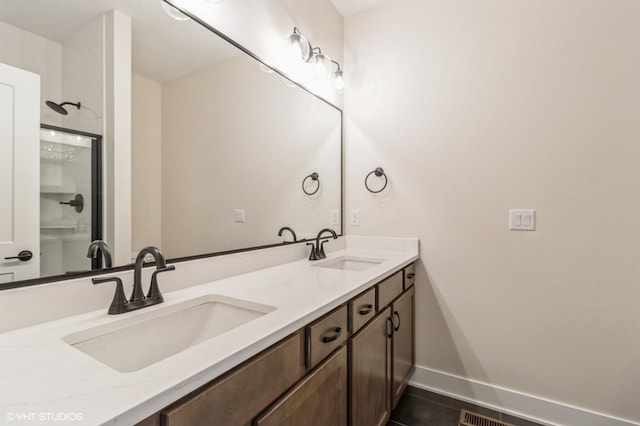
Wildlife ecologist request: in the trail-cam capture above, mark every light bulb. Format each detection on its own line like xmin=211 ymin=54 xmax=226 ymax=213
xmin=311 ymin=52 xmax=332 ymax=80
xmin=334 ymin=69 xmax=345 ymax=90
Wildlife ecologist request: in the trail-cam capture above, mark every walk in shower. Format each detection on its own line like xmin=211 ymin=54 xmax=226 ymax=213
xmin=39 ymin=125 xmax=102 ymax=276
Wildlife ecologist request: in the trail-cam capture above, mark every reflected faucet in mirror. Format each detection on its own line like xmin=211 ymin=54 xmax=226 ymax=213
xmin=277 ymin=227 xmax=298 ymax=243
xmin=91 ymin=246 xmax=175 ymax=315
xmin=87 ymin=240 xmax=112 ymax=269
xmin=307 ymin=228 xmax=338 ymax=261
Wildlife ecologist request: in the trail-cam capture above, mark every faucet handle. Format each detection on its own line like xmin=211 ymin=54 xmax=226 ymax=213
xmin=147 ymin=265 xmax=175 ymax=301
xmin=92 ymin=276 xmax=128 ymax=315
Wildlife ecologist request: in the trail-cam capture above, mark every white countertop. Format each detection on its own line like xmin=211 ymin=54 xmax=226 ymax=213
xmin=0 ymin=242 xmax=418 ymax=425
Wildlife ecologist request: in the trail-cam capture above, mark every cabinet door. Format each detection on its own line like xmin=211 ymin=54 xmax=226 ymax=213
xmin=349 ymin=307 xmax=392 ymax=426
xmin=161 ymin=332 xmax=305 ymax=426
xmin=391 ymin=286 xmax=415 ymax=409
xmin=255 ymin=346 xmax=347 ymax=426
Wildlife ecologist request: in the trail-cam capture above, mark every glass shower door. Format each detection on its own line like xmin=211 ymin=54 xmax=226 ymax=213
xmin=39 ymin=125 xmax=102 ymax=276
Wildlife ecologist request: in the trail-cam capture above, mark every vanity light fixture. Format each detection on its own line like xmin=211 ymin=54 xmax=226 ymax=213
xmin=332 ymin=60 xmax=345 ymax=90
xmin=287 ymin=27 xmax=345 ymax=89
xmin=161 ymin=0 xmax=191 ymax=21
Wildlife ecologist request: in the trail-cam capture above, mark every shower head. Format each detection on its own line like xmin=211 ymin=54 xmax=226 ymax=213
xmin=46 ymin=100 xmax=81 ymax=115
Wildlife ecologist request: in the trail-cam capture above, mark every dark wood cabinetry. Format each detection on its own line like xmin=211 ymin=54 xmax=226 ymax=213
xmin=160 ymin=332 xmax=305 ymax=426
xmin=255 ymin=346 xmax=348 ymax=426
xmin=138 ymin=263 xmax=416 ymax=426
xmin=349 ymin=306 xmax=392 ymax=426
xmin=391 ymin=285 xmax=415 ymax=409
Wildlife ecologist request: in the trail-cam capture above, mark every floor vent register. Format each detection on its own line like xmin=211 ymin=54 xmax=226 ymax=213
xmin=459 ymin=409 xmax=515 ymax=426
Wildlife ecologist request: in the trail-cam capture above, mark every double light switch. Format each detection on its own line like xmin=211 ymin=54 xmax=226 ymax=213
xmin=509 ymin=209 xmax=535 ymax=231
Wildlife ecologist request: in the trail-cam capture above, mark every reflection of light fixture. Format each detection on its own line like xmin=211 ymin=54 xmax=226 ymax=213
xmin=259 ymin=63 xmax=274 ymax=73
xmin=287 ymin=27 xmax=312 ymax=62
xmin=161 ymin=1 xmax=190 ymax=21
xmin=331 ymin=60 xmax=345 ymax=90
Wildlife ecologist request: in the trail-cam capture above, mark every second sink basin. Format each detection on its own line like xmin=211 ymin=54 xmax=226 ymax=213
xmin=313 ymin=256 xmax=383 ymax=272
xmin=63 ymin=295 xmax=275 ymax=373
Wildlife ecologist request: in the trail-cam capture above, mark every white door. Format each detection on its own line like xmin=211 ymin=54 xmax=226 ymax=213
xmin=0 ymin=62 xmax=40 ymax=283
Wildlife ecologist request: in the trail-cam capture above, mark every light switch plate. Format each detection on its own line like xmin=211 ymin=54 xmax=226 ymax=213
xmin=331 ymin=209 xmax=340 ymax=225
xmin=351 ymin=209 xmax=360 ymax=226
xmin=234 ymin=208 xmax=245 ymax=223
xmin=509 ymin=209 xmax=535 ymax=231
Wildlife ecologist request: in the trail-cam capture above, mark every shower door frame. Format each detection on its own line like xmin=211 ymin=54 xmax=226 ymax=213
xmin=40 ymin=124 xmax=103 ymax=269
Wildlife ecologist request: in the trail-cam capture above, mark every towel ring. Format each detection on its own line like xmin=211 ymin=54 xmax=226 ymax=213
xmin=302 ymin=172 xmax=320 ymax=195
xmin=365 ymin=167 xmax=388 ymax=193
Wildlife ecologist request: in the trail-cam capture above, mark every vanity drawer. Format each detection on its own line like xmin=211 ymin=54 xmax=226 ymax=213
xmin=161 ymin=332 xmax=305 ymax=426
xmin=377 ymin=271 xmax=403 ymax=309
xmin=349 ymin=287 xmax=376 ymax=334
xmin=404 ymin=263 xmax=415 ymax=289
xmin=306 ymin=305 xmax=348 ymax=370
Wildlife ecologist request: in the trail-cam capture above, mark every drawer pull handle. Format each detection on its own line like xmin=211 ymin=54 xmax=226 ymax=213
xmin=406 ymin=273 xmax=415 ymax=279
xmin=386 ymin=317 xmax=394 ymax=338
xmin=393 ymin=311 xmax=401 ymax=331
xmin=321 ymin=327 xmax=342 ymax=343
xmin=358 ymin=304 xmax=373 ymax=315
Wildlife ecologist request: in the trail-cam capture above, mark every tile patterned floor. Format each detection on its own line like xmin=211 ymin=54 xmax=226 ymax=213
xmin=388 ymin=386 xmax=543 ymax=426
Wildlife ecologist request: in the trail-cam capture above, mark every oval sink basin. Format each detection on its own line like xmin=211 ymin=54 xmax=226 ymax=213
xmin=63 ymin=295 xmax=275 ymax=373
xmin=313 ymin=256 xmax=383 ymax=272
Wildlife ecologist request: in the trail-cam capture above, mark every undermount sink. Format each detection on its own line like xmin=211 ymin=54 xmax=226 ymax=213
xmin=313 ymin=256 xmax=383 ymax=272
xmin=63 ymin=295 xmax=275 ymax=373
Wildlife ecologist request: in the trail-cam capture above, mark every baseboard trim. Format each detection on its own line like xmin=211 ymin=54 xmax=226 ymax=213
xmin=409 ymin=365 xmax=638 ymax=426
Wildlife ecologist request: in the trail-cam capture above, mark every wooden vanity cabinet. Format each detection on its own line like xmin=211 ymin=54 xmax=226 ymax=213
xmin=154 ymin=332 xmax=305 ymax=426
xmin=254 ymin=346 xmax=348 ymax=426
xmin=390 ymin=285 xmax=415 ymax=409
xmin=349 ymin=264 xmax=416 ymax=425
xmin=349 ymin=306 xmax=392 ymax=426
xmin=137 ymin=263 xmax=416 ymax=426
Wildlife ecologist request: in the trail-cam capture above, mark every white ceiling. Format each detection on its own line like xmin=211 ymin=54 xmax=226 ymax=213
xmin=329 ymin=0 xmax=387 ymax=17
xmin=0 ymin=0 xmax=238 ymax=82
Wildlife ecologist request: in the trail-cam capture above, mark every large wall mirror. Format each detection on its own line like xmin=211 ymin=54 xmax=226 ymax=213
xmin=0 ymin=0 xmax=342 ymax=288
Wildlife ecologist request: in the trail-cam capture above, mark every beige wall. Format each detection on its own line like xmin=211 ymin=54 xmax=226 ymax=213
xmin=344 ymin=0 xmax=640 ymax=422
xmin=161 ymin=55 xmax=341 ymax=258
xmin=0 ymin=20 xmax=62 ymax=125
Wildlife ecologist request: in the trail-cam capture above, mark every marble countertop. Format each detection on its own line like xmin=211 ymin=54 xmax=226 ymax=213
xmin=0 ymin=241 xmax=418 ymax=425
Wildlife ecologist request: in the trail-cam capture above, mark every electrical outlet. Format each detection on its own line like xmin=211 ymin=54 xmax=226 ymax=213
xmin=350 ymin=209 xmax=360 ymax=226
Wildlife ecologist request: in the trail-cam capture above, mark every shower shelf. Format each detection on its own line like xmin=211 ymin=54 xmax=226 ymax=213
xmin=40 ymin=225 xmax=77 ymax=230
xmin=40 ymin=184 xmax=76 ymax=194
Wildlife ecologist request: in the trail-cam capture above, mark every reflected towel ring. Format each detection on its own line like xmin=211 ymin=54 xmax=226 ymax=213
xmin=302 ymin=172 xmax=320 ymax=195
xmin=365 ymin=167 xmax=388 ymax=193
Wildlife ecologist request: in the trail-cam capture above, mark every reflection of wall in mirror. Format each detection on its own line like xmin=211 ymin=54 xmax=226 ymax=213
xmin=0 ymin=18 xmax=104 ymax=135
xmin=132 ymin=54 xmax=341 ymax=259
